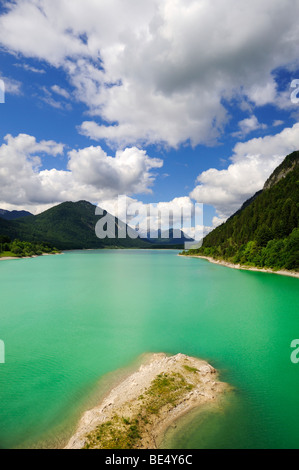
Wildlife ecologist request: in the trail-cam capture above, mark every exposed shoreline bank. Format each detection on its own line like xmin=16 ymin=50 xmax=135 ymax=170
xmin=0 ymin=253 xmax=62 ymax=262
xmin=65 ymin=353 xmax=228 ymax=450
xmin=180 ymin=254 xmax=299 ymax=279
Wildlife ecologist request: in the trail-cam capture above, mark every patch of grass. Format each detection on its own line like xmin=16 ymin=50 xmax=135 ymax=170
xmin=183 ymin=365 xmax=199 ymax=373
xmin=144 ymin=372 xmax=193 ymax=415
xmin=0 ymin=251 xmax=18 ymax=258
xmin=83 ymin=415 xmax=141 ymax=450
xmin=82 ymin=372 xmax=194 ymax=449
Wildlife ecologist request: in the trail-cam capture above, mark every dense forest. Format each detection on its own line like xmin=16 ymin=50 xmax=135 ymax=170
xmin=183 ymin=151 xmax=299 ymax=271
xmin=0 ymin=236 xmax=59 ymax=258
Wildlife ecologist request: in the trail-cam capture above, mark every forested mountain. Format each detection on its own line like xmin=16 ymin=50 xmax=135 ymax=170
xmin=0 ymin=209 xmax=33 ymax=220
xmin=184 ymin=151 xmax=299 ymax=271
xmin=0 ymin=200 xmax=189 ymax=250
xmin=0 ymin=201 xmax=152 ymax=250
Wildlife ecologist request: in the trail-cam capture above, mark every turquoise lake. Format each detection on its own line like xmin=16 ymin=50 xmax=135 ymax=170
xmin=0 ymin=250 xmax=298 ymax=449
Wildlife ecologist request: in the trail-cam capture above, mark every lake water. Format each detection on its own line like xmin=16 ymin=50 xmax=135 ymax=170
xmin=0 ymin=250 xmax=298 ymax=449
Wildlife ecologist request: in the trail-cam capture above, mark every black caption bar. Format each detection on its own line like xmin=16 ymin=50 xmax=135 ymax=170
xmin=104 ymin=452 xmax=193 ymax=467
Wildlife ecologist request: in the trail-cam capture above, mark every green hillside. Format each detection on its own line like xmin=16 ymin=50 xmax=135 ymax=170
xmin=0 ymin=201 xmax=151 ymax=250
xmin=184 ymin=151 xmax=299 ymax=271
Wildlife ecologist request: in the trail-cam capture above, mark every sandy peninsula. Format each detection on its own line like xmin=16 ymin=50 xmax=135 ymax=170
xmin=65 ymin=353 xmax=228 ymax=450
xmin=181 ymin=254 xmax=299 ymax=279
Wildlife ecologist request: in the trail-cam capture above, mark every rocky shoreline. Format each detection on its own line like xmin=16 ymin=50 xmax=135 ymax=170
xmin=65 ymin=353 xmax=228 ymax=449
xmin=181 ymin=254 xmax=299 ymax=279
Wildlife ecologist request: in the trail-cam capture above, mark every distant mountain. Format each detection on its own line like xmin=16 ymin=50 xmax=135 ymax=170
xmin=147 ymin=228 xmax=194 ymax=245
xmin=0 ymin=209 xmax=33 ymax=220
xmin=0 ymin=201 xmax=187 ymax=250
xmin=184 ymin=151 xmax=299 ymax=271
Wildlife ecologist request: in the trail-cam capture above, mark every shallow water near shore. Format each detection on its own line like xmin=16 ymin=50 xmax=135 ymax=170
xmin=0 ymin=250 xmax=298 ymax=449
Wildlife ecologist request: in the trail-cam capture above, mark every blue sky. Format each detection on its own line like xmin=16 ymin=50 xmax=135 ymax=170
xmin=0 ymin=0 xmax=299 ymax=235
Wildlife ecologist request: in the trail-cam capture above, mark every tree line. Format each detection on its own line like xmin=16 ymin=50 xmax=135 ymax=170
xmin=0 ymin=236 xmax=59 ymax=258
xmin=183 ymin=154 xmax=299 ymax=271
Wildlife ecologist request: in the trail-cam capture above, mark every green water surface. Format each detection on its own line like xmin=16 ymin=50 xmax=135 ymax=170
xmin=0 ymin=250 xmax=298 ymax=449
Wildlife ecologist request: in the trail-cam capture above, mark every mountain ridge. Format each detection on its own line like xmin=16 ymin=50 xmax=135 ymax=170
xmin=0 ymin=209 xmax=33 ymax=220
xmin=0 ymin=200 xmax=150 ymax=250
xmin=0 ymin=200 xmax=189 ymax=250
xmin=264 ymin=150 xmax=299 ymax=190
xmin=183 ymin=151 xmax=299 ymax=271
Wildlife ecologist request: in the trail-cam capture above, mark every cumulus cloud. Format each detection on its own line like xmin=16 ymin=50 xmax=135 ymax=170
xmin=0 ymin=134 xmax=64 ymax=209
xmin=0 ymin=134 xmax=163 ymax=213
xmin=0 ymin=0 xmax=299 ymax=147
xmin=190 ymin=123 xmax=299 ymax=220
xmin=232 ymin=115 xmax=267 ymax=138
xmin=68 ymin=146 xmax=163 ymax=195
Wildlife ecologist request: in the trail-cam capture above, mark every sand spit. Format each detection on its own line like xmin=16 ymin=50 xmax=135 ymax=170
xmin=181 ymin=254 xmax=299 ymax=279
xmin=65 ymin=353 xmax=228 ymax=450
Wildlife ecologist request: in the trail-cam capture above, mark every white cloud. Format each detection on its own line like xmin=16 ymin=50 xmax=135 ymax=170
xmin=0 ymin=134 xmax=163 ymax=213
xmin=51 ymin=85 xmax=71 ymax=99
xmin=212 ymin=216 xmax=226 ymax=228
xmin=0 ymin=0 xmax=299 ymax=147
xmin=39 ymin=86 xmax=71 ymax=110
xmin=68 ymin=146 xmax=163 ymax=195
xmin=232 ymin=123 xmax=299 ymax=158
xmin=190 ymin=123 xmax=299 ymax=219
xmin=0 ymin=134 xmax=64 ymax=209
xmin=14 ymin=63 xmax=46 ymax=74
xmin=0 ymin=74 xmax=22 ymax=95
xmin=233 ymin=115 xmax=267 ymax=138
xmin=0 ymin=1 xmax=88 ymax=66
xmin=246 ymin=80 xmax=278 ymax=107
